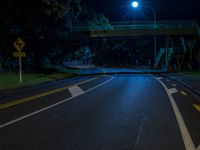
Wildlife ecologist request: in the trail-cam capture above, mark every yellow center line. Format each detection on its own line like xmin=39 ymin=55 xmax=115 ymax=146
xmin=0 ymin=76 xmax=100 ymax=110
xmin=180 ymin=90 xmax=187 ymax=96
xmin=0 ymin=86 xmax=69 ymax=109
xmin=193 ymin=104 xmax=200 ymax=112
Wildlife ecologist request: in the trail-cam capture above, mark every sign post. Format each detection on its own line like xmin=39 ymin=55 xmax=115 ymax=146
xmin=19 ymin=57 xmax=22 ymax=83
xmin=13 ymin=38 xmax=26 ymax=83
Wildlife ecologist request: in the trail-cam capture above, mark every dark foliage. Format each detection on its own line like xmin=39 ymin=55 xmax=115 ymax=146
xmin=0 ymin=0 xmax=81 ymax=72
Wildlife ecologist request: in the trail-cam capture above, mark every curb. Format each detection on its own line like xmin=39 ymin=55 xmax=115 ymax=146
xmin=78 ymin=71 xmax=166 ymax=76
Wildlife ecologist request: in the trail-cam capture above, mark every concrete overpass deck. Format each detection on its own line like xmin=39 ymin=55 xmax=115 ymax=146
xmin=71 ymin=20 xmax=200 ymax=38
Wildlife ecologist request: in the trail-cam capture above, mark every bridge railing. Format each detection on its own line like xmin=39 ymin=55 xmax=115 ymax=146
xmin=72 ymin=20 xmax=198 ymax=31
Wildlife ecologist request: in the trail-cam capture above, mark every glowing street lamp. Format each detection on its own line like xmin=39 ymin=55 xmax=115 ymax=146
xmin=132 ymin=1 xmax=139 ymax=8
xmin=131 ymin=1 xmax=157 ymax=69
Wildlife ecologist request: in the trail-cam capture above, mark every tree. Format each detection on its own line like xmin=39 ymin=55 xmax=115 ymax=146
xmin=88 ymin=14 xmax=113 ymax=30
xmin=0 ymin=0 xmax=82 ymax=71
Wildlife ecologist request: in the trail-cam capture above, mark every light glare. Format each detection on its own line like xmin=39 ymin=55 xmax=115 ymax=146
xmin=132 ymin=1 xmax=139 ymax=8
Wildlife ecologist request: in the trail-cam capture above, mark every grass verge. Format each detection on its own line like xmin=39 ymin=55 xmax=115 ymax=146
xmin=186 ymin=71 xmax=200 ymax=78
xmin=0 ymin=72 xmax=77 ymax=90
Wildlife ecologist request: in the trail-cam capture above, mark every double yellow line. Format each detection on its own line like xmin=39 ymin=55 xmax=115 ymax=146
xmin=0 ymin=76 xmax=102 ymax=110
xmin=0 ymin=86 xmax=70 ymax=109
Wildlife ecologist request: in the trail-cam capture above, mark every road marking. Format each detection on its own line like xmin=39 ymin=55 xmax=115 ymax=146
xmin=134 ymin=117 xmax=145 ymax=149
xmin=0 ymin=76 xmax=115 ymax=129
xmin=180 ymin=91 xmax=188 ymax=96
xmin=166 ymin=79 xmax=170 ymax=82
xmin=193 ymin=104 xmax=200 ymax=112
xmin=68 ymin=85 xmax=84 ymax=97
xmin=154 ymin=76 xmax=196 ymax=150
xmin=168 ymin=88 xmax=178 ymax=94
xmin=156 ymin=77 xmax=163 ymax=80
xmin=172 ymin=83 xmax=177 ymax=87
xmin=196 ymin=145 xmax=200 ymax=150
xmin=0 ymin=76 xmax=99 ymax=110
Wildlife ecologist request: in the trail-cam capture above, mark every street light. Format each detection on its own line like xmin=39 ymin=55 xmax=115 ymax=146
xmin=132 ymin=1 xmax=139 ymax=8
xmin=131 ymin=1 xmax=157 ymax=69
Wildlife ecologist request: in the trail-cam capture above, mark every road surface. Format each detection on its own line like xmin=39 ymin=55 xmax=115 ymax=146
xmin=0 ymin=74 xmax=199 ymax=150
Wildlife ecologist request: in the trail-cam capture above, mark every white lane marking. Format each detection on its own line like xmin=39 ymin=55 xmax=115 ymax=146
xmin=156 ymin=77 xmax=163 ymax=80
xmin=134 ymin=117 xmax=146 ymax=149
xmin=166 ymin=79 xmax=170 ymax=82
xmin=197 ymin=145 xmax=200 ymax=150
xmin=168 ymin=88 xmax=178 ymax=94
xmin=172 ymin=83 xmax=177 ymax=87
xmin=68 ymin=85 xmax=84 ymax=97
xmin=154 ymin=76 xmax=196 ymax=150
xmin=180 ymin=91 xmax=188 ymax=96
xmin=0 ymin=76 xmax=115 ymax=129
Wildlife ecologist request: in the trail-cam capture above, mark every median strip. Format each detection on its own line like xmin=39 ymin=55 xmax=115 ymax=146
xmin=0 ymin=76 xmax=99 ymax=110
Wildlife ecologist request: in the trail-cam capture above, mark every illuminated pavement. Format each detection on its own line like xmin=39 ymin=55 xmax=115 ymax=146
xmin=0 ymin=74 xmax=199 ymax=150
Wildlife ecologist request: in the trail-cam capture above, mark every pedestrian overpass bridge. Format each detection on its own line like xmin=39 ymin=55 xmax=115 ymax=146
xmin=71 ymin=20 xmax=200 ymax=38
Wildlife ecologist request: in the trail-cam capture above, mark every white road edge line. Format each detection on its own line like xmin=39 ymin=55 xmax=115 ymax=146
xmin=0 ymin=75 xmax=115 ymax=129
xmin=154 ymin=76 xmax=196 ymax=150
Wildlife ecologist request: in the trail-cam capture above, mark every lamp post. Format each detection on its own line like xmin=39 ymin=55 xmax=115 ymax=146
xmin=132 ymin=1 xmax=157 ymax=69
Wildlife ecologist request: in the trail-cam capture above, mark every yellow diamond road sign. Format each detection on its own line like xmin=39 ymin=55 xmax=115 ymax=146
xmin=13 ymin=38 xmax=25 ymax=52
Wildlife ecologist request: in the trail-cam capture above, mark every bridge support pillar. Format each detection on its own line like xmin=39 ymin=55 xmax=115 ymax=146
xmin=165 ymin=36 xmax=171 ymax=71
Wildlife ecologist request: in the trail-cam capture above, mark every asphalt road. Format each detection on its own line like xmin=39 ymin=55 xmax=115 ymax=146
xmin=0 ymin=74 xmax=199 ymax=150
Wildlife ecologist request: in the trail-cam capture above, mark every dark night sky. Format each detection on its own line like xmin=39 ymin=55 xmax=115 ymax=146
xmin=82 ymin=0 xmax=200 ymax=23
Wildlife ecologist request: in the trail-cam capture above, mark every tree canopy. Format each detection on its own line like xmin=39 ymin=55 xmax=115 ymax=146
xmin=0 ymin=0 xmax=82 ymax=71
